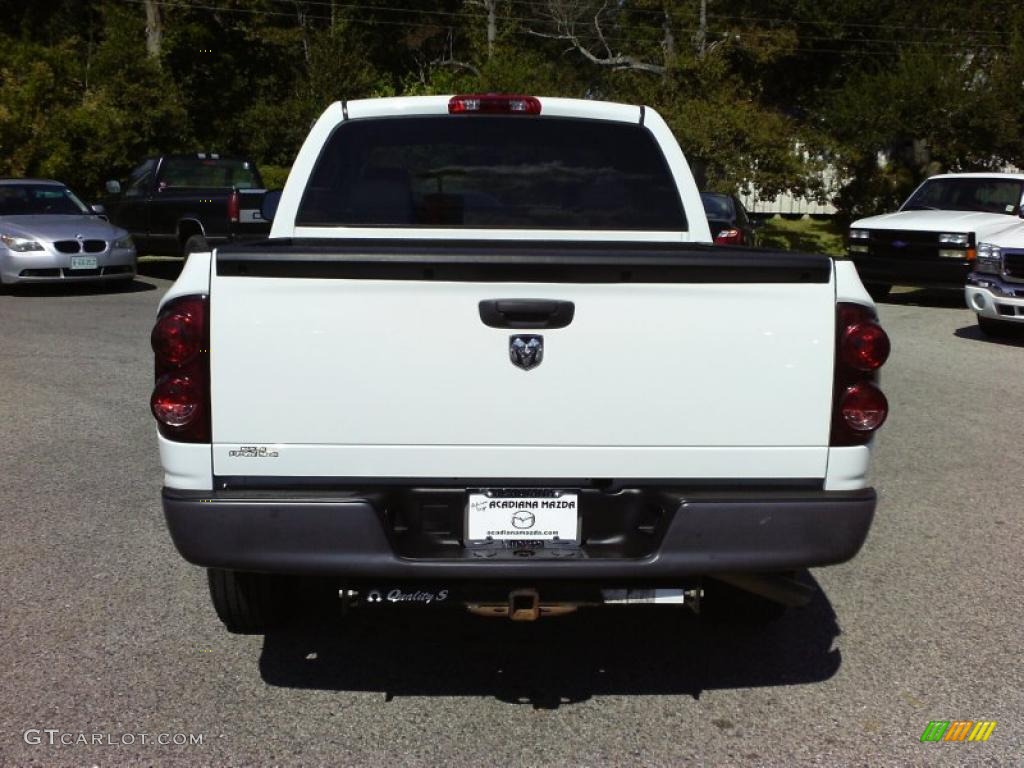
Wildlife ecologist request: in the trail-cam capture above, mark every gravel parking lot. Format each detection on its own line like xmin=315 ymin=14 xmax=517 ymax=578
xmin=1 ymin=269 xmax=1021 ymax=767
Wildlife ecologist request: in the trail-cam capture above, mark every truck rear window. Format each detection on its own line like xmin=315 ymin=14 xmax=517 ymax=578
xmin=296 ymin=116 xmax=688 ymax=231
xmin=159 ymin=158 xmax=262 ymax=189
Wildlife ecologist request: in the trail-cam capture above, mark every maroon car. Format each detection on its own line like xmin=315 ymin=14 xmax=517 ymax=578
xmin=701 ymin=192 xmax=760 ymax=246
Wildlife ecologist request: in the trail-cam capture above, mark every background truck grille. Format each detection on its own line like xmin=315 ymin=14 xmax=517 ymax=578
xmin=1004 ymin=252 xmax=1024 ymax=282
xmin=869 ymin=230 xmax=946 ymax=260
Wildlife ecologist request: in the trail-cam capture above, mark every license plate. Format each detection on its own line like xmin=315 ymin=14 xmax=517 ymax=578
xmin=70 ymin=256 xmax=98 ymax=270
xmin=466 ymin=491 xmax=579 ymax=542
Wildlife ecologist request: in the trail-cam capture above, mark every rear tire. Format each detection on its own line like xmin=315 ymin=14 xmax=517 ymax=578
xmin=701 ymin=577 xmax=789 ymax=626
xmin=207 ymin=569 xmax=293 ymax=634
xmin=864 ymin=283 xmax=891 ymax=301
xmin=182 ymin=234 xmax=209 ymax=258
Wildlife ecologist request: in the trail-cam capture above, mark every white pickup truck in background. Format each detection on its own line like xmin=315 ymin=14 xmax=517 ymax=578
xmin=966 ymin=233 xmax=1024 ymax=336
xmin=848 ymin=172 xmax=1024 ymax=299
xmin=150 ymin=94 xmax=891 ymax=632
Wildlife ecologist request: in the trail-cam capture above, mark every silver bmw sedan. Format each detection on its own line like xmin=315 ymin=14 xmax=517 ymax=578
xmin=0 ymin=179 xmax=137 ymax=286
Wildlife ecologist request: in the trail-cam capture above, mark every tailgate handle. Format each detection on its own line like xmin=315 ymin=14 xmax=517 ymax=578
xmin=479 ymin=299 xmax=575 ymax=329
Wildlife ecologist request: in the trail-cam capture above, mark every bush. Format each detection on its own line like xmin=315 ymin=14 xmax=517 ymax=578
xmin=259 ymin=164 xmax=291 ymax=191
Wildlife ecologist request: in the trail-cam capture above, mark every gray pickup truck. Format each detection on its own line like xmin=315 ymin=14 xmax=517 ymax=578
xmin=104 ymin=154 xmax=270 ymax=257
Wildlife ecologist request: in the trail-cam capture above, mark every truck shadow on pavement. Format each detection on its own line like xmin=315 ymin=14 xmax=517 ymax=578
xmin=953 ymin=323 xmax=1024 ymax=346
xmin=877 ymin=288 xmax=965 ymax=308
xmin=258 ymin=574 xmax=841 ymax=708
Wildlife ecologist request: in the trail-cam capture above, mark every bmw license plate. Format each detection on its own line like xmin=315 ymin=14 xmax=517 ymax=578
xmin=70 ymin=256 xmax=98 ymax=270
xmin=466 ymin=490 xmax=579 ymax=542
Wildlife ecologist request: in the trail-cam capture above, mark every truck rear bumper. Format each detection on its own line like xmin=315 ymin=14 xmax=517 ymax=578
xmin=163 ymin=486 xmax=876 ymax=579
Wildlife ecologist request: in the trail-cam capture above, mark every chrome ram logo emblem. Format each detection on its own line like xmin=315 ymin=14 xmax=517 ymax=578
xmin=509 ymin=335 xmax=543 ymax=371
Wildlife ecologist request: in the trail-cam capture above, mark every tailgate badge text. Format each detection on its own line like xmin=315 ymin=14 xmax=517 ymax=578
xmin=228 ymin=446 xmax=280 ymax=458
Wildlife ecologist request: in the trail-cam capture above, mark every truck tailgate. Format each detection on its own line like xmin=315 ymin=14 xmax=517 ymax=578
xmin=236 ymin=188 xmax=270 ymax=237
xmin=210 ymin=243 xmax=835 ymax=481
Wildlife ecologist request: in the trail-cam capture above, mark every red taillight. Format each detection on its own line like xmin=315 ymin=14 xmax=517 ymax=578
xmin=713 ymin=228 xmax=743 ymax=245
xmin=227 ymin=189 xmax=240 ymax=223
xmin=839 ymin=382 xmax=889 ymax=432
xmin=831 ymin=302 xmax=890 ymax=446
xmin=151 ymin=295 xmax=209 ymax=442
xmin=840 ymin=320 xmax=890 ymax=372
xmin=448 ymin=94 xmax=542 ymax=115
xmin=152 ymin=299 xmax=204 ymax=366
xmin=151 ymin=375 xmax=202 ymax=427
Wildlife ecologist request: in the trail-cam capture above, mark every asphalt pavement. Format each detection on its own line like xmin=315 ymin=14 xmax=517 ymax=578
xmin=0 ymin=269 xmax=1021 ymax=767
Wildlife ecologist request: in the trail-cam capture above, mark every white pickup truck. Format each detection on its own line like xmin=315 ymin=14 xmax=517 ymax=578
xmin=966 ymin=234 xmax=1024 ymax=335
xmin=151 ymin=95 xmax=890 ymax=632
xmin=848 ymin=172 xmax=1024 ymax=299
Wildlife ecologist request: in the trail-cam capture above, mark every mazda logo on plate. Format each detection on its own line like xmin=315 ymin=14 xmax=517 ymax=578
xmin=509 ymin=335 xmax=543 ymax=371
xmin=511 ymin=510 xmax=536 ymax=529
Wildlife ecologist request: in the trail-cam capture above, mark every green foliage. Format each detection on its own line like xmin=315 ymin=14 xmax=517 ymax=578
xmin=259 ymin=164 xmax=291 ymax=191
xmin=0 ymin=3 xmax=187 ymax=197
xmin=758 ymin=216 xmax=847 ymax=257
xmin=1 ymin=0 xmax=1023 ymax=215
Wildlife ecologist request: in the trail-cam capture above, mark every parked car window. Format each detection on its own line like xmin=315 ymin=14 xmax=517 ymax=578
xmin=297 ymin=116 xmax=688 ymax=231
xmin=158 ymin=157 xmax=262 ymax=189
xmin=735 ymin=199 xmax=751 ymax=227
xmin=700 ymin=192 xmax=734 ymax=220
xmin=903 ymin=177 xmax=1024 ymax=215
xmin=0 ymin=184 xmax=89 ymax=215
xmin=125 ymin=160 xmax=156 ymax=198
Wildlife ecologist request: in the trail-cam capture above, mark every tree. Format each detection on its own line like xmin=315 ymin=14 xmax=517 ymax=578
xmin=0 ymin=2 xmax=188 ymax=194
xmin=1 ymin=0 xmax=1022 ymax=215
